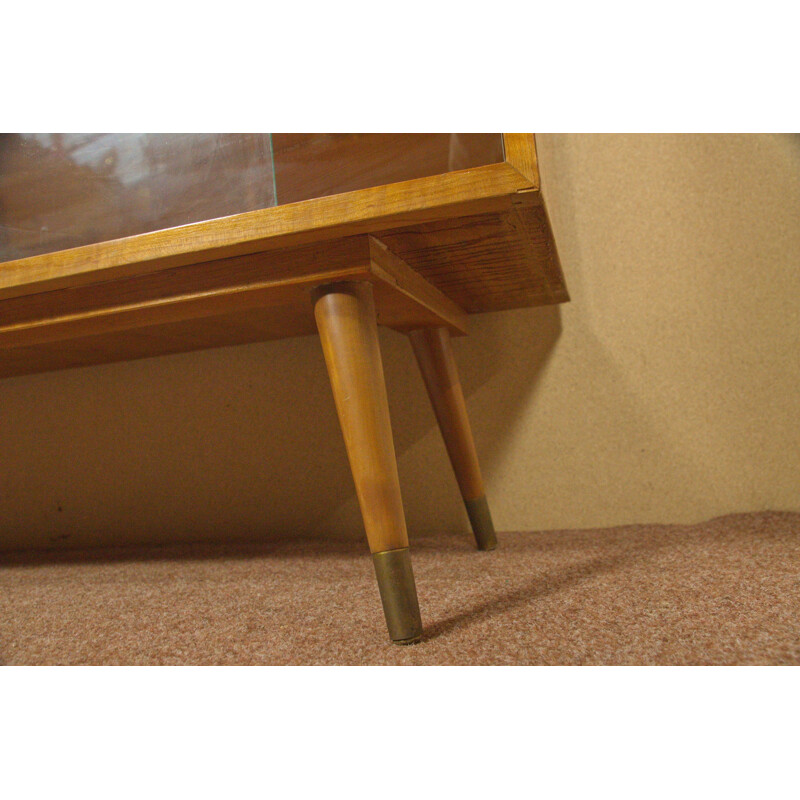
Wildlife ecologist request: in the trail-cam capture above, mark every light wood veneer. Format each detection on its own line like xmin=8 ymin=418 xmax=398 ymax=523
xmin=0 ymin=134 xmax=567 ymax=645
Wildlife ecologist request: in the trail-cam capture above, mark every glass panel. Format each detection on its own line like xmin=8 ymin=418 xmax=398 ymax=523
xmin=0 ymin=133 xmax=276 ymax=261
xmin=271 ymin=133 xmax=503 ymax=205
xmin=0 ymin=133 xmax=504 ymax=262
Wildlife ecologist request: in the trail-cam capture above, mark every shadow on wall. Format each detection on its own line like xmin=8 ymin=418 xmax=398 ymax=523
xmin=0 ymin=303 xmax=563 ymax=551
xmin=5 ymin=134 xmax=800 ymax=552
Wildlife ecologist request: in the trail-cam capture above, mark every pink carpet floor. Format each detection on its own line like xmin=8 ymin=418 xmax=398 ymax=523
xmin=1 ymin=511 xmax=798 ymax=665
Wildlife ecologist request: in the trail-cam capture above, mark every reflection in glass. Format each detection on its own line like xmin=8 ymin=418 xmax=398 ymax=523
xmin=0 ymin=133 xmax=504 ymax=262
xmin=0 ymin=133 xmax=277 ymax=261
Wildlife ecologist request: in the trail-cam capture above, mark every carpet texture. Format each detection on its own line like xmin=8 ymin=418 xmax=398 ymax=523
xmin=1 ymin=511 xmax=799 ymax=665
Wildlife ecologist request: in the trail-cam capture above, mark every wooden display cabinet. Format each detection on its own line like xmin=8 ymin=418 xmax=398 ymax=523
xmin=0 ymin=133 xmax=568 ymax=644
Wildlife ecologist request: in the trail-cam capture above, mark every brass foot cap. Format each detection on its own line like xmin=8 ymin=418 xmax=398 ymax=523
xmin=464 ymin=495 xmax=498 ymax=551
xmin=372 ymin=547 xmax=423 ymax=644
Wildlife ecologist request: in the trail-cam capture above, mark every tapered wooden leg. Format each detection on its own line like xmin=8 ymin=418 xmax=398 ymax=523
xmin=409 ymin=326 xmax=497 ymax=550
xmin=313 ymin=281 xmax=422 ymax=644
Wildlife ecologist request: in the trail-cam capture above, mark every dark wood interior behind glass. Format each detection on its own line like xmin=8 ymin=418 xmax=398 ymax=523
xmin=0 ymin=133 xmax=504 ymax=262
xmin=270 ymin=133 xmax=503 ymax=205
xmin=0 ymin=134 xmax=277 ymax=261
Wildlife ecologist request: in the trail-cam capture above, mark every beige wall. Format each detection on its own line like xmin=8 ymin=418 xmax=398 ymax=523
xmin=1 ymin=134 xmax=799 ymax=551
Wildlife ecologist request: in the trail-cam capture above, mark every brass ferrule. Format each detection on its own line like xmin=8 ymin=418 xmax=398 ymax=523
xmin=464 ymin=494 xmax=497 ymax=551
xmin=372 ymin=547 xmax=423 ymax=644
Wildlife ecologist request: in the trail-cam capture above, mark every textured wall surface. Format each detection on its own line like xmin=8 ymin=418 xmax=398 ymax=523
xmin=1 ymin=134 xmax=799 ymax=550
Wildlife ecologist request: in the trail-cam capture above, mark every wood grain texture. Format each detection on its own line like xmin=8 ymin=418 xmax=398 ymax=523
xmin=409 ymin=327 xmax=486 ymax=501
xmin=0 ymin=236 xmax=467 ymax=378
xmin=0 ymin=162 xmax=531 ymax=301
xmin=502 ymin=133 xmax=540 ymax=188
xmin=0 ymin=134 xmax=504 ymax=263
xmin=0 ymin=134 xmax=568 ymax=379
xmin=313 ymin=282 xmax=409 ymax=553
xmin=374 ymin=193 xmax=568 ymax=313
xmin=367 ymin=236 xmax=467 ymax=334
